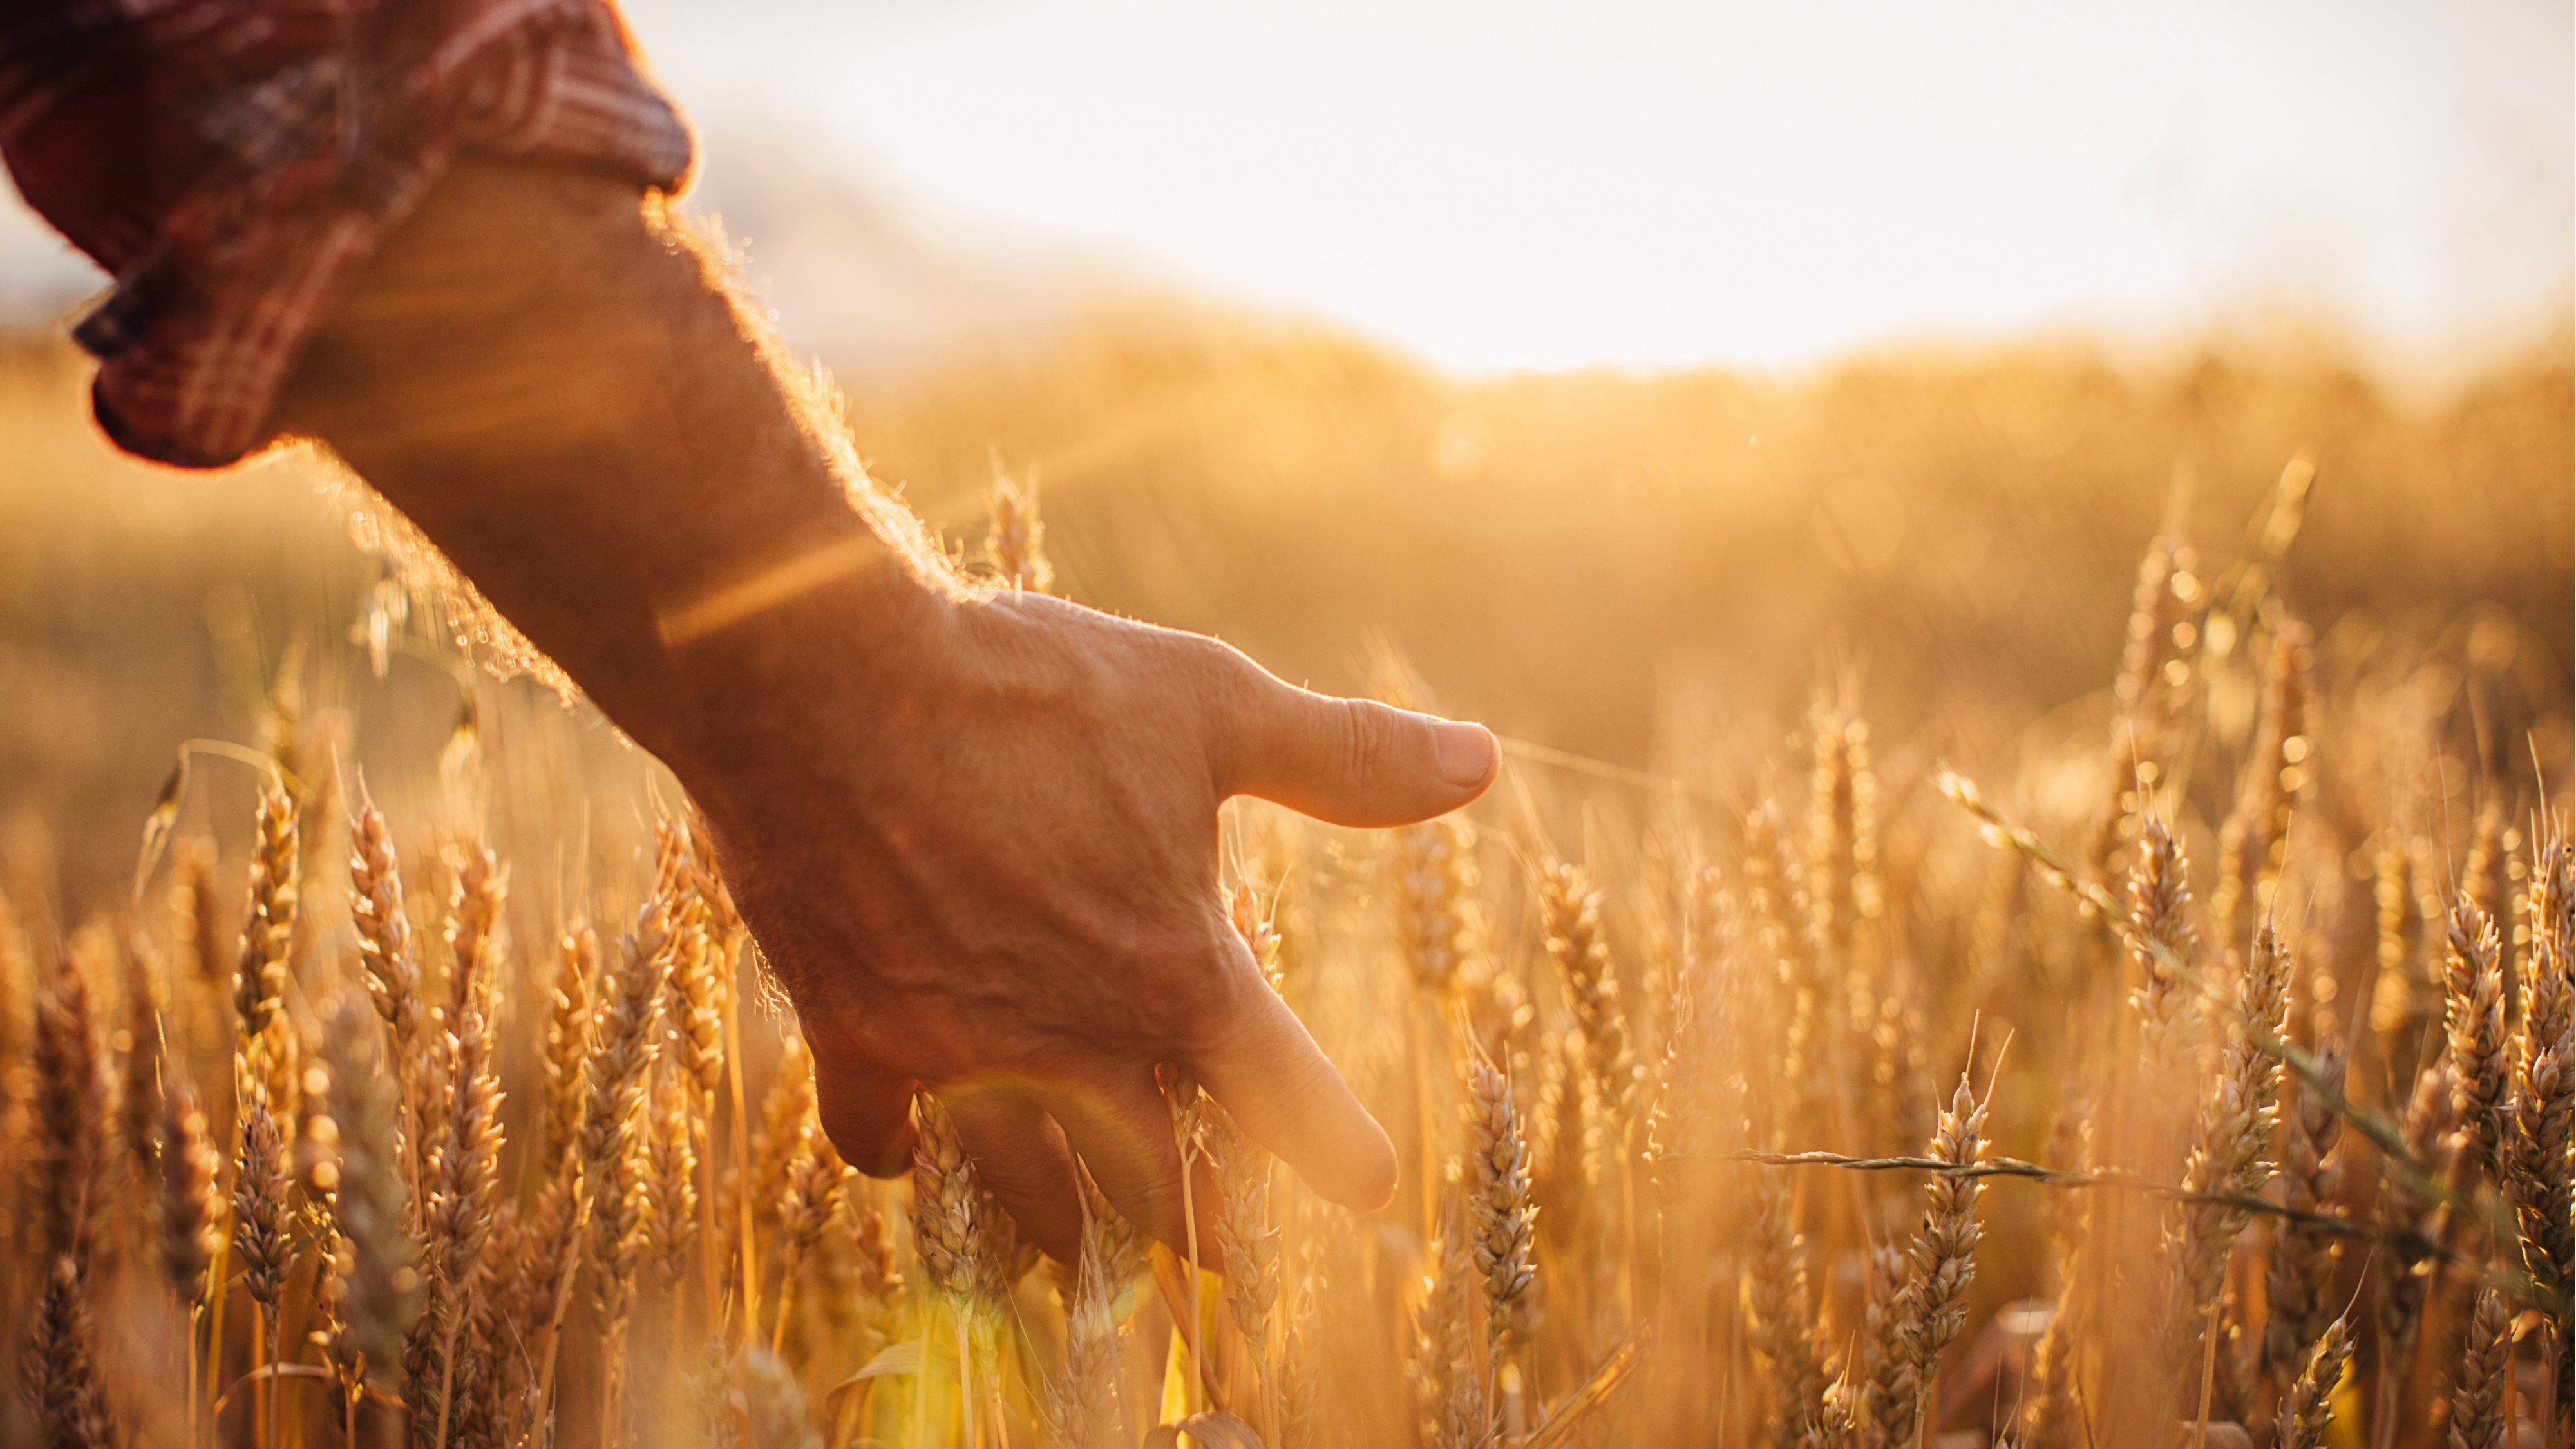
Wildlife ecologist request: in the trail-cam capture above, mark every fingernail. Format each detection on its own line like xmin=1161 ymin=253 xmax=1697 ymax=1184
xmin=1433 ymin=722 xmax=1497 ymax=790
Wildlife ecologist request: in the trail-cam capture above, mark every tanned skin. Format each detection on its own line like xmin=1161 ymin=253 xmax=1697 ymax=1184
xmin=273 ymin=158 xmax=1499 ymax=1264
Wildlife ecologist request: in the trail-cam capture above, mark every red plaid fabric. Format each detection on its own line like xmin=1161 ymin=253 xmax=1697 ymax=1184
xmin=0 ymin=0 xmax=692 ymax=468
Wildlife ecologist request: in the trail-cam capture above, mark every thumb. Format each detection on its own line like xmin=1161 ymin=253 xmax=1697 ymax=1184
xmin=1220 ymin=665 xmax=1498 ymax=828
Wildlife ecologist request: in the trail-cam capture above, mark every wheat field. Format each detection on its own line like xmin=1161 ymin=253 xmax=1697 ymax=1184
xmin=0 ymin=322 xmax=2568 ymax=1449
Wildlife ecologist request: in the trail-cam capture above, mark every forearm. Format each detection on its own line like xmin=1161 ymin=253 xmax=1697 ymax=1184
xmin=274 ymin=158 xmax=943 ymax=773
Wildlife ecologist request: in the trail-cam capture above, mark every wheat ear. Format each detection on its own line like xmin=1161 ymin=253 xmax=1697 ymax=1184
xmin=1463 ymin=1054 xmax=1536 ymax=1358
xmin=413 ymin=838 xmax=508 ymax=1449
xmin=1541 ymin=860 xmax=1635 ymax=1210
xmin=538 ymin=918 xmax=598 ymax=1182
xmin=2442 ymin=898 xmax=2509 ymax=1180
xmin=320 ymin=997 xmax=421 ymax=1423
xmin=234 ymin=772 xmax=299 ymax=1104
xmin=772 ymin=1109 xmax=848 ymax=1350
xmin=19 ymin=1255 xmax=118 ymax=1449
xmin=32 ymin=942 xmax=106 ymax=1265
xmin=2374 ymin=1066 xmax=2458 ymax=1434
xmin=2368 ymin=834 xmax=2436 ymax=1074
xmin=1052 ymin=1175 xmax=1137 ymax=1449
xmin=1862 ymin=1071 xmax=1987 ymax=1445
xmin=1396 ymin=813 xmax=1478 ymax=998
xmin=346 ymin=790 xmax=437 ymax=1224
xmin=576 ymin=886 xmax=677 ymax=1443
xmin=2212 ymin=618 xmax=2309 ymax=944
xmin=644 ymin=1063 xmax=701 ymax=1294
xmin=2273 ymin=1313 xmax=2354 ymax=1449
xmin=2128 ymin=815 xmax=2202 ymax=1083
xmin=2509 ymin=831 xmax=2572 ymax=1329
xmin=661 ymin=841 xmax=725 ymax=1298
xmin=1414 ymin=1195 xmax=1486 ymax=1449
xmin=2163 ymin=918 xmax=2289 ymax=1390
xmin=1204 ymin=1094 xmax=1283 ymax=1435
xmin=2094 ymin=529 xmax=2191 ymax=884
xmin=2264 ymin=1030 xmax=2348 ymax=1380
xmin=741 ymin=1032 xmax=817 ymax=1288
xmin=1743 ymin=1166 xmax=1826 ymax=1448
xmin=912 ymin=1088 xmax=1007 ymax=1439
xmin=2445 ymin=1287 xmax=2510 ymax=1449
xmin=984 ymin=464 xmax=1054 ymax=592
xmin=910 ymin=1088 xmax=989 ymax=1304
xmin=234 ymin=1094 xmax=292 ymax=1447
xmin=157 ymin=1077 xmax=221 ymax=1307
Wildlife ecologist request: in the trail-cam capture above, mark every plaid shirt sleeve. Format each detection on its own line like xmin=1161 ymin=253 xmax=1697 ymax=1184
xmin=0 ymin=0 xmax=693 ymax=469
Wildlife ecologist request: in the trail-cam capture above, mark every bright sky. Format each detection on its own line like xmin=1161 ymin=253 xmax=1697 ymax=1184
xmin=5 ymin=0 xmax=2570 ymax=377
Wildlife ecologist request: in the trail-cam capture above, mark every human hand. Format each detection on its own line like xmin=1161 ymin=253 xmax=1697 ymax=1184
xmin=269 ymin=157 xmax=1493 ymax=1265
xmin=674 ymin=579 xmax=1498 ymax=1265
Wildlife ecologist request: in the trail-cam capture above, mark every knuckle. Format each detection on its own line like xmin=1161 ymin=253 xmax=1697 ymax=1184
xmin=1336 ymin=697 xmax=1392 ymax=782
xmin=1154 ymin=629 xmax=1242 ymax=701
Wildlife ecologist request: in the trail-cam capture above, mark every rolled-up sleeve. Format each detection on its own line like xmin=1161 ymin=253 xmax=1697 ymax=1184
xmin=0 ymin=0 xmax=694 ymax=468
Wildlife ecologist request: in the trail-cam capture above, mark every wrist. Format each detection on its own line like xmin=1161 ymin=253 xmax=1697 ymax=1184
xmin=649 ymin=535 xmax=958 ymax=787
xmin=276 ymin=156 xmax=954 ymax=775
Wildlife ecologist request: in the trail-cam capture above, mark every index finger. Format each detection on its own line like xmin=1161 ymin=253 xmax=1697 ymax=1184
xmin=1182 ymin=924 xmax=1398 ymax=1212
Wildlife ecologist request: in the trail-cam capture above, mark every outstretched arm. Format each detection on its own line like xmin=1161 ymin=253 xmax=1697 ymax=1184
xmin=273 ymin=158 xmax=1499 ymax=1262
